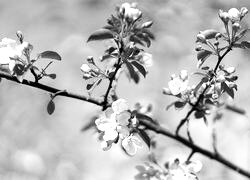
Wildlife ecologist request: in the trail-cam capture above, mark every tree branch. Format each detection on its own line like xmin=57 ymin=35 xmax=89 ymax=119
xmin=0 ymin=71 xmax=103 ymax=106
xmin=139 ymin=118 xmax=250 ymax=179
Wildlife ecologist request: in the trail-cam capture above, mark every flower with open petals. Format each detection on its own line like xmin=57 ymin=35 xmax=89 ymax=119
xmin=167 ymin=71 xmax=189 ymax=95
xmin=228 ymin=8 xmax=241 ymax=22
xmin=120 ymin=2 xmax=142 ymax=21
xmin=138 ymin=52 xmax=153 ymax=68
xmin=95 ymin=99 xmax=132 ymax=150
xmin=121 ymin=134 xmax=142 ymax=156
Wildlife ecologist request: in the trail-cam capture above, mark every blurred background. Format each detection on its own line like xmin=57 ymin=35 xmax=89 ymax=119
xmin=0 ymin=0 xmax=250 ymax=179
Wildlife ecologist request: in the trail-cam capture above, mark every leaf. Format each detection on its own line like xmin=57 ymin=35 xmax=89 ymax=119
xmin=125 ymin=61 xmax=140 ymax=83
xmin=221 ymin=82 xmax=234 ymax=99
xmin=48 ymin=73 xmax=56 ymax=79
xmin=86 ymin=83 xmax=94 ymax=90
xmin=194 ymin=110 xmax=204 ymax=119
xmin=81 ymin=116 xmax=98 ymax=131
xmin=197 ymin=50 xmax=212 ymax=61
xmin=131 ymin=61 xmax=147 ymax=77
xmin=174 ymin=101 xmax=186 ymax=109
xmin=241 ymin=41 xmax=250 ymax=49
xmin=138 ymin=129 xmax=151 ymax=149
xmin=225 ymin=104 xmax=246 ymax=115
xmin=197 ymin=50 xmax=212 ymax=68
xmin=40 ymin=51 xmax=61 ymax=60
xmin=47 ymin=100 xmax=55 ymax=115
xmin=129 ymin=35 xmax=144 ymax=46
xmin=166 ymin=102 xmax=175 ymax=110
xmin=87 ymin=29 xmax=114 ymax=42
xmin=136 ymin=113 xmax=158 ymax=125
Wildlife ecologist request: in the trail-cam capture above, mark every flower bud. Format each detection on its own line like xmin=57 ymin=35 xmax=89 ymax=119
xmin=232 ymin=22 xmax=240 ymax=32
xmin=240 ymin=7 xmax=248 ymax=19
xmin=86 ymin=56 xmax=95 ymax=65
xmin=180 ymin=70 xmax=188 ymax=81
xmin=219 ymin=10 xmax=229 ymax=24
xmin=16 ymin=30 xmax=24 ymax=43
xmin=80 ymin=63 xmax=92 ymax=73
xmin=195 ymin=45 xmax=202 ymax=51
xmin=163 ymin=87 xmax=172 ymax=95
xmin=216 ymin=74 xmax=225 ymax=82
xmin=228 ymin=8 xmax=241 ymax=22
xmin=226 ymin=67 xmax=236 ymax=74
xmin=196 ymin=33 xmax=206 ymax=43
xmin=214 ymin=41 xmax=219 ymax=46
xmin=215 ymin=33 xmax=222 ymax=39
xmin=142 ymin=21 xmax=153 ymax=28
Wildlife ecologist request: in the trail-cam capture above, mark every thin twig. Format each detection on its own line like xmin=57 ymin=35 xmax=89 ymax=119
xmin=139 ymin=117 xmax=250 ymax=179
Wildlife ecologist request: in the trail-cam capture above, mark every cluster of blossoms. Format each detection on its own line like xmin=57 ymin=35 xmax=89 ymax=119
xmin=95 ymin=99 xmax=142 ymax=155
xmin=0 ymin=32 xmax=33 ymax=82
xmin=135 ymin=159 xmax=202 ymax=180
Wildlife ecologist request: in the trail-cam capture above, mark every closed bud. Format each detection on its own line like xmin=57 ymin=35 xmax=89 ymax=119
xmin=214 ymin=41 xmax=219 ymax=46
xmin=195 ymin=45 xmax=202 ymax=51
xmin=215 ymin=33 xmax=222 ymax=39
xmin=240 ymin=7 xmax=248 ymax=19
xmin=196 ymin=33 xmax=206 ymax=43
xmin=163 ymin=87 xmax=172 ymax=95
xmin=232 ymin=22 xmax=240 ymax=32
xmin=219 ymin=10 xmax=229 ymax=24
xmin=142 ymin=21 xmax=153 ymax=28
xmin=226 ymin=67 xmax=236 ymax=74
xmin=16 ymin=30 xmax=24 ymax=43
xmin=216 ymin=74 xmax=225 ymax=82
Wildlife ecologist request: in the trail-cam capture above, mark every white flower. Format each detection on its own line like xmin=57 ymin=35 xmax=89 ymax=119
xmin=240 ymin=7 xmax=248 ymax=18
xmin=80 ymin=63 xmax=92 ymax=73
xmin=121 ymin=134 xmax=142 ymax=156
xmin=95 ymin=99 xmax=131 ymax=147
xmin=112 ymin=98 xmax=129 ymax=114
xmin=120 ymin=3 xmax=142 ymax=21
xmin=167 ymin=159 xmax=202 ymax=180
xmin=228 ymin=8 xmax=241 ymax=22
xmin=0 ymin=38 xmax=24 ymax=66
xmin=226 ymin=67 xmax=236 ymax=74
xmin=168 ymin=71 xmax=189 ymax=95
xmin=139 ymin=52 xmax=153 ymax=68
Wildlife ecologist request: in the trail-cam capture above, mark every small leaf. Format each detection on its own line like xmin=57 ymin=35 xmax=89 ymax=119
xmin=194 ymin=110 xmax=204 ymax=119
xmin=138 ymin=129 xmax=151 ymax=149
xmin=81 ymin=116 xmax=97 ymax=131
xmin=197 ymin=50 xmax=212 ymax=61
xmin=131 ymin=61 xmax=147 ymax=77
xmin=48 ymin=73 xmax=56 ymax=79
xmin=136 ymin=113 xmax=158 ymax=125
xmin=87 ymin=29 xmax=114 ymax=42
xmin=47 ymin=100 xmax=55 ymax=115
xmin=125 ymin=61 xmax=139 ymax=83
xmin=197 ymin=50 xmax=212 ymax=68
xmin=40 ymin=51 xmax=61 ymax=60
xmin=225 ymin=104 xmax=246 ymax=115
xmin=86 ymin=83 xmax=94 ymax=90
xmin=174 ymin=101 xmax=186 ymax=109
xmin=221 ymin=82 xmax=234 ymax=99
xmin=241 ymin=41 xmax=250 ymax=49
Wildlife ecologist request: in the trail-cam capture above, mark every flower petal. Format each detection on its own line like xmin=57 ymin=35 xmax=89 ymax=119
xmin=112 ymin=99 xmax=129 ymax=114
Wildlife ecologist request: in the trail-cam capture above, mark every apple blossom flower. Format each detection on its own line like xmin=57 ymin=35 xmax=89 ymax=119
xmin=138 ymin=52 xmax=153 ymax=68
xmin=167 ymin=159 xmax=202 ymax=180
xmin=228 ymin=8 xmax=241 ymax=22
xmin=167 ymin=71 xmax=189 ymax=95
xmin=120 ymin=3 xmax=142 ymax=21
xmin=219 ymin=10 xmax=230 ymax=24
xmin=95 ymin=99 xmax=135 ymax=151
xmin=121 ymin=134 xmax=142 ymax=156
